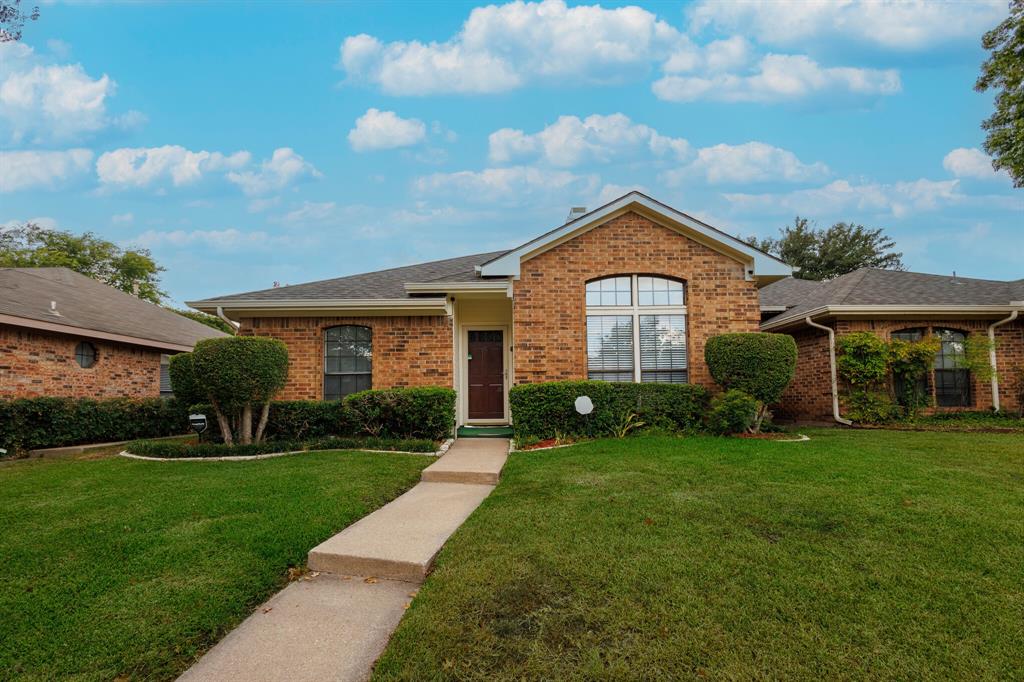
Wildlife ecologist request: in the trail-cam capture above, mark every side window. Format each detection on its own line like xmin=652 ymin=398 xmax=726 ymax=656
xmin=933 ymin=328 xmax=972 ymax=407
xmin=324 ymin=326 xmax=372 ymax=400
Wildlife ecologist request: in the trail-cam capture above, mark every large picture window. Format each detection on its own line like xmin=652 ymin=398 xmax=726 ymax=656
xmin=586 ymin=275 xmax=687 ymax=383
xmin=324 ymin=325 xmax=372 ymax=400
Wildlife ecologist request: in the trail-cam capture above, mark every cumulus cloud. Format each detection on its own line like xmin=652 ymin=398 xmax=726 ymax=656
xmin=687 ymin=0 xmax=1008 ymax=51
xmin=96 ymin=145 xmax=251 ymax=188
xmin=653 ymin=53 xmax=900 ymax=103
xmin=489 ymin=113 xmax=690 ymax=167
xmin=725 ymin=178 xmax=962 ymax=218
xmin=414 ymin=166 xmax=599 ymax=203
xmin=0 ymin=148 xmax=93 ymax=192
xmin=0 ymin=42 xmax=142 ymax=143
xmin=339 ymin=0 xmax=680 ymax=95
xmin=274 ymin=200 xmax=339 ymax=225
xmin=942 ymin=147 xmax=1007 ymax=181
xmin=226 ymin=148 xmax=321 ymax=196
xmin=348 ymin=108 xmax=427 ymax=151
xmin=665 ymin=141 xmax=829 ymax=185
xmin=131 ymin=228 xmax=273 ymax=251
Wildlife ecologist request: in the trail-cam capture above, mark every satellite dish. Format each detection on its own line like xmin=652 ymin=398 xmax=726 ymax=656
xmin=574 ymin=395 xmax=594 ymax=415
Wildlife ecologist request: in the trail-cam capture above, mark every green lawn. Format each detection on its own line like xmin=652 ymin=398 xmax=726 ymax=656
xmin=0 ymin=450 xmax=429 ymax=681
xmin=375 ymin=430 xmax=1024 ymax=681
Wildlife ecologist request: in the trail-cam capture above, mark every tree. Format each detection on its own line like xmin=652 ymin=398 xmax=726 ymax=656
xmin=0 ymin=1 xmax=39 ymax=42
xmin=169 ymin=308 xmax=236 ymax=335
xmin=704 ymin=332 xmax=797 ymax=433
xmin=0 ymin=222 xmax=166 ymax=303
xmin=976 ymin=0 xmax=1024 ymax=187
xmin=748 ymin=217 xmax=904 ymax=280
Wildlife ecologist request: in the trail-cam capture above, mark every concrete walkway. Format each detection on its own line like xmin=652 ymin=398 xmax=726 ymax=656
xmin=179 ymin=438 xmax=509 ymax=682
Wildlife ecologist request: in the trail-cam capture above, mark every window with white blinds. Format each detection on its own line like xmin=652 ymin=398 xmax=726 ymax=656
xmin=586 ymin=275 xmax=687 ymax=383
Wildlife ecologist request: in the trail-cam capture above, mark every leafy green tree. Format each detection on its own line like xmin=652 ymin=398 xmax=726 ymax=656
xmin=976 ymin=0 xmax=1024 ymax=187
xmin=749 ymin=217 xmax=904 ymax=280
xmin=0 ymin=222 xmax=166 ymax=303
xmin=168 ymin=308 xmax=236 ymax=335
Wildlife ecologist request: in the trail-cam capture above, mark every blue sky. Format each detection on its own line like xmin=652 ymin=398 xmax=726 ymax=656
xmin=1 ymin=0 xmax=1020 ymax=306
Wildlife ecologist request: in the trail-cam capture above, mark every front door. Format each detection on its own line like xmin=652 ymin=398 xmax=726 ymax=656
xmin=468 ymin=330 xmax=504 ymax=420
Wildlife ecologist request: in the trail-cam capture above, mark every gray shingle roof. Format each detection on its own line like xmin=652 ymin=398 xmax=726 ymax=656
xmin=758 ymin=277 xmax=823 ymax=308
xmin=192 ymin=250 xmax=509 ymax=303
xmin=766 ymin=268 xmax=1024 ymax=327
xmin=0 ymin=267 xmax=228 ymax=348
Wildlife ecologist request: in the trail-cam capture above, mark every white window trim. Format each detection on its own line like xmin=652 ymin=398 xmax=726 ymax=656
xmin=585 ymin=274 xmax=688 ymax=383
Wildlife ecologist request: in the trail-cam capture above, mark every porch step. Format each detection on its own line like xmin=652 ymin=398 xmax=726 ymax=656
xmin=307 ymin=481 xmax=493 ymax=583
xmin=421 ymin=438 xmax=509 ymax=485
xmin=457 ymin=425 xmax=513 ymax=438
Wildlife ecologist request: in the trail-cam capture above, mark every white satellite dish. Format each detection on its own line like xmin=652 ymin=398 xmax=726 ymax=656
xmin=574 ymin=395 xmax=594 ymax=415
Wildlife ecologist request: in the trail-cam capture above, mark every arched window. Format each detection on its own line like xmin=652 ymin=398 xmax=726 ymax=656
xmin=891 ymin=328 xmax=928 ymax=406
xmin=324 ymin=325 xmax=372 ymax=400
xmin=585 ymin=275 xmax=687 ymax=383
xmin=75 ymin=341 xmax=97 ymax=368
xmin=933 ymin=328 xmax=972 ymax=407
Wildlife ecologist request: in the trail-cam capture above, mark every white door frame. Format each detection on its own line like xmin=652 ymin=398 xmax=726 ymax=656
xmin=460 ymin=324 xmax=511 ymax=425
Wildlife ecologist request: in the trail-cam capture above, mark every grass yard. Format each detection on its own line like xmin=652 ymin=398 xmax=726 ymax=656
xmin=0 ymin=450 xmax=429 ymax=681
xmin=375 ymin=430 xmax=1024 ymax=681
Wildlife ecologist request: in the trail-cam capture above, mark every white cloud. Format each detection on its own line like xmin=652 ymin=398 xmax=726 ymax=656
xmin=594 ymin=183 xmax=651 ymax=205
xmin=111 ymin=212 xmax=133 ymax=224
xmin=275 ymin=201 xmax=338 ymax=225
xmin=414 ymin=166 xmax=599 ymax=203
xmin=96 ymin=145 xmax=251 ymax=188
xmin=0 ymin=42 xmax=141 ymax=143
xmin=2 ymin=216 xmax=58 ymax=230
xmin=0 ymin=149 xmax=93 ymax=192
xmin=653 ymin=53 xmax=900 ymax=103
xmin=348 ymin=108 xmax=427 ymax=151
xmin=132 ymin=228 xmax=273 ymax=251
xmin=226 ymin=148 xmax=321 ymax=196
xmin=339 ymin=0 xmax=680 ymax=95
xmin=942 ymin=147 xmax=1006 ymax=181
xmin=688 ymin=0 xmax=1007 ymax=51
xmin=725 ymin=178 xmax=962 ymax=218
xmin=489 ymin=113 xmax=690 ymax=167
xmin=665 ymin=141 xmax=829 ymax=185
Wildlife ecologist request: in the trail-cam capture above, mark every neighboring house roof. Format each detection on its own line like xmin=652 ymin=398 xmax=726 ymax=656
xmin=758 ymin=277 xmax=823 ymax=310
xmin=762 ymin=268 xmax=1024 ymax=330
xmin=191 ymin=250 xmax=508 ymax=305
xmin=0 ymin=267 xmax=228 ymax=352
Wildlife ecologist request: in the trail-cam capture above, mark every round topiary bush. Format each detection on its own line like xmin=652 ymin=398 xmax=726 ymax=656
xmin=704 ymin=332 xmax=797 ymax=432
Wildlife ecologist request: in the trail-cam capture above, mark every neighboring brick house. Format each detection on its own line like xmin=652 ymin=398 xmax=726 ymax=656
xmin=760 ymin=269 xmax=1024 ymax=421
xmin=189 ymin=192 xmax=791 ymax=426
xmin=1 ymin=267 xmax=227 ymax=399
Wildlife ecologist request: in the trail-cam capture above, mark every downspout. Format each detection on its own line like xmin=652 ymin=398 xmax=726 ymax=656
xmin=987 ymin=308 xmax=1019 ymax=412
xmin=805 ymin=316 xmax=853 ymax=426
xmin=216 ymin=306 xmax=241 ymax=332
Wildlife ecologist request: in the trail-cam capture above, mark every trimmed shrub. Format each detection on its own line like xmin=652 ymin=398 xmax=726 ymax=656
xmin=345 ymin=387 xmax=456 ymax=441
xmin=126 ymin=435 xmax=436 ymax=458
xmin=262 ymin=400 xmax=351 ymax=441
xmin=705 ymin=332 xmax=797 ymax=432
xmin=168 ymin=352 xmax=204 ymax=408
xmin=509 ymin=381 xmax=709 ymax=442
xmin=0 ymin=397 xmax=189 ymax=457
xmin=706 ymin=389 xmax=758 ymax=435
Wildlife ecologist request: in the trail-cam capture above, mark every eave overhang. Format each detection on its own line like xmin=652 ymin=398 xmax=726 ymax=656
xmin=761 ymin=304 xmax=1024 ymax=331
xmin=186 ymin=297 xmax=451 ymax=319
xmin=403 ymin=280 xmax=512 ymax=296
xmin=0 ymin=312 xmax=195 ymax=353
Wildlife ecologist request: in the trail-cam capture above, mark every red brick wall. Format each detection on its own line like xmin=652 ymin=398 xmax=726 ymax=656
xmin=0 ymin=324 xmax=162 ymax=399
xmin=238 ymin=315 xmax=453 ymax=400
xmin=512 ymin=210 xmax=761 ymax=388
xmin=775 ymin=317 xmax=1024 ymax=419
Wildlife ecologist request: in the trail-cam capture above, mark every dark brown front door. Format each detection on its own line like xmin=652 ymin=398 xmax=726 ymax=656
xmin=468 ymin=330 xmax=504 ymax=420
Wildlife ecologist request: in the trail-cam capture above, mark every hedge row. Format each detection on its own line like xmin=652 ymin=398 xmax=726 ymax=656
xmin=127 ymin=435 xmax=437 ymax=458
xmin=0 ymin=397 xmax=190 ymax=457
xmin=197 ymin=386 xmax=457 ymax=443
xmin=509 ymin=381 xmax=709 ymax=441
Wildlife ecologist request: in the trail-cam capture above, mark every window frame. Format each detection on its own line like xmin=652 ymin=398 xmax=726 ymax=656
xmin=75 ymin=341 xmax=97 ymax=369
xmin=323 ymin=325 xmax=373 ymax=401
xmin=585 ymin=274 xmax=688 ymax=384
xmin=933 ymin=327 xmax=973 ymax=408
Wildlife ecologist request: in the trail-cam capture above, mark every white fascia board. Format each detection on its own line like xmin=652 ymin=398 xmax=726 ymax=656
xmin=403 ymin=280 xmax=512 ymax=295
xmin=187 ymin=298 xmax=449 ymax=315
xmin=761 ymin=304 xmax=1024 ymax=331
xmin=479 ymin=192 xmax=792 ymax=279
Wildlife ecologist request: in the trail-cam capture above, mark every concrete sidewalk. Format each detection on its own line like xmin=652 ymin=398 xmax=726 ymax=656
xmin=179 ymin=438 xmax=509 ymax=682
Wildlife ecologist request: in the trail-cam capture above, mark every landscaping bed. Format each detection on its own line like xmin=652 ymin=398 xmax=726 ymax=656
xmin=0 ymin=449 xmax=430 ymax=680
xmin=375 ymin=429 xmax=1024 ymax=680
xmin=125 ymin=435 xmax=441 ymax=458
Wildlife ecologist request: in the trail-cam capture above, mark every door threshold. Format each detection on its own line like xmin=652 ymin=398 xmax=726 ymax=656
xmin=457 ymin=425 xmax=513 ymax=438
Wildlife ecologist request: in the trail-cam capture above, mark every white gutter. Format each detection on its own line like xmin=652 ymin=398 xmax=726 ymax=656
xmin=805 ymin=315 xmax=853 ymax=426
xmin=988 ymin=307 xmax=1020 ymax=412
xmin=404 ymin=280 xmax=512 ymax=295
xmin=763 ymin=304 xmax=1024 ymax=330
xmin=186 ymin=298 xmax=449 ymax=314
xmin=216 ymin=306 xmax=241 ymax=331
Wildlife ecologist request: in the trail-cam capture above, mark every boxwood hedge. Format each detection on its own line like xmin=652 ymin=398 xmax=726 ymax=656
xmin=126 ymin=434 xmax=437 ymax=458
xmin=509 ymin=380 xmax=709 ymax=441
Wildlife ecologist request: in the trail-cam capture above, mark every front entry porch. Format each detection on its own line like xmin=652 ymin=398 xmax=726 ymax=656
xmin=452 ymin=295 xmax=513 ymax=428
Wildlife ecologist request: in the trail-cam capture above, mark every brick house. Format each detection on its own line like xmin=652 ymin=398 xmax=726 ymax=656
xmin=1 ymin=267 xmax=227 ymax=399
xmin=760 ymin=269 xmax=1024 ymax=420
xmin=189 ymin=192 xmax=790 ymax=427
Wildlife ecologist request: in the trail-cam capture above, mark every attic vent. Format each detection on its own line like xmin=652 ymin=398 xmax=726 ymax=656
xmin=565 ymin=206 xmax=587 ymax=223
xmin=48 ymin=300 xmax=62 ymax=317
